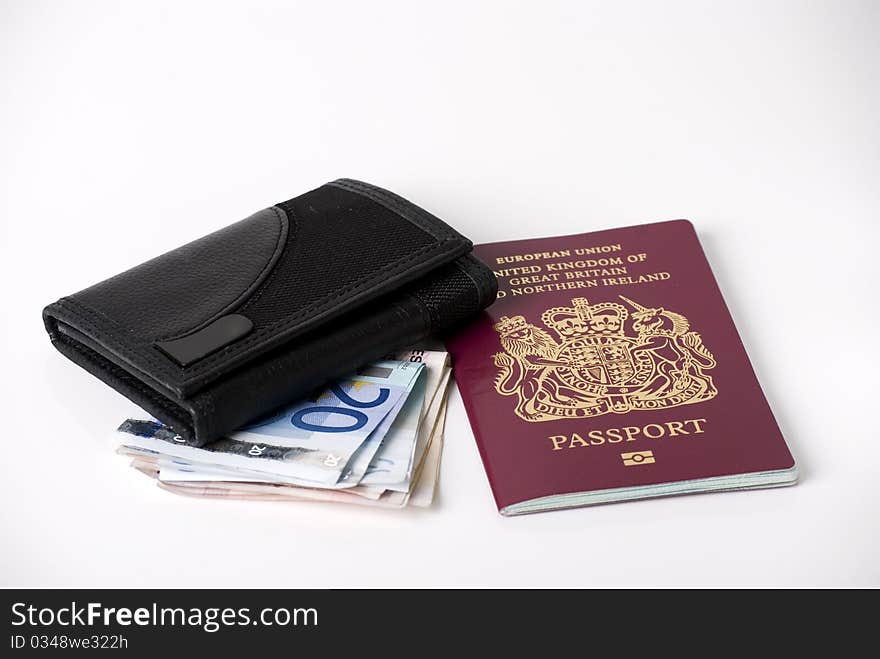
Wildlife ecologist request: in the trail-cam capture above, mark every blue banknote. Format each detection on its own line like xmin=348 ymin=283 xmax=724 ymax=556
xmin=117 ymin=360 xmax=425 ymax=486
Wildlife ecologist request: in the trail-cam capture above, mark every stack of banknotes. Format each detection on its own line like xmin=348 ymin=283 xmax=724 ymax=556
xmin=113 ymin=349 xmax=452 ymax=509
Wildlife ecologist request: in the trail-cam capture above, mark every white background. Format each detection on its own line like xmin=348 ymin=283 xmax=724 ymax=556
xmin=2 ymin=0 xmax=877 ymax=587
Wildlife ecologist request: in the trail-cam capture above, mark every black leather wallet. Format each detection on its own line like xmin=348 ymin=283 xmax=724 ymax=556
xmin=43 ymin=179 xmax=497 ymax=446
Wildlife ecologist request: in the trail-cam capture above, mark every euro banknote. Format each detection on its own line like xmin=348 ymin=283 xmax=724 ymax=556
xmin=148 ymin=351 xmax=449 ymax=491
xmin=127 ymin=391 xmax=449 ymax=509
xmin=117 ymin=359 xmax=424 ymax=486
xmin=361 ymin=366 xmax=451 ymax=490
xmin=358 ymin=351 xmax=449 ymax=488
xmin=334 ymin=368 xmax=425 ymax=488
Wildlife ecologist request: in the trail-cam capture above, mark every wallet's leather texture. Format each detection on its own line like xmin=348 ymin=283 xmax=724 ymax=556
xmin=43 ymin=179 xmax=497 ymax=446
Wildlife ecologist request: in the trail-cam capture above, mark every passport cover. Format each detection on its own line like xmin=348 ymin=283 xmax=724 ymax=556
xmin=447 ymin=220 xmax=797 ymax=515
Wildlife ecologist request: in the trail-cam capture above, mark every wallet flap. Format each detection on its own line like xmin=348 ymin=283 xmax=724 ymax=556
xmin=44 ymin=179 xmax=472 ymax=398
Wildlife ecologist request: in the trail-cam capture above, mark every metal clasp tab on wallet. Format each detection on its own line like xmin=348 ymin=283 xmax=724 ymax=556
xmin=155 ymin=314 xmax=254 ymax=367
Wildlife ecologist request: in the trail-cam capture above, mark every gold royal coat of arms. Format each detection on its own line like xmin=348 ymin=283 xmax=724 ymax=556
xmin=492 ymin=297 xmax=718 ymax=422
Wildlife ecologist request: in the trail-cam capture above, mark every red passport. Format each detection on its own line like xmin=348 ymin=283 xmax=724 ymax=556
xmin=447 ymin=220 xmax=797 ymax=515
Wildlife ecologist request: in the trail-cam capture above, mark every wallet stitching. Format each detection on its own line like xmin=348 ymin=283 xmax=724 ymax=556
xmin=54 ymin=237 xmax=463 ymax=385
xmin=238 ymin=206 xmax=299 ymax=312
xmin=59 ymin=336 xmax=190 ymax=427
xmin=186 ymin=181 xmax=468 ymax=373
xmin=53 ymin=298 xmax=185 ymax=383
xmin=328 ymin=179 xmax=460 ymax=242
xmin=151 ymin=206 xmax=289 ymax=342
xmin=335 ymin=180 xmax=458 ymax=240
xmin=54 ymin=298 xmax=180 ymax=377
xmin=236 ymin=220 xmax=452 ymax=318
xmin=187 ymin=238 xmax=462 ymax=371
xmin=456 ymin=254 xmax=497 ymax=304
xmin=453 ymin=257 xmax=484 ymax=299
xmin=406 ymin=292 xmax=434 ymax=334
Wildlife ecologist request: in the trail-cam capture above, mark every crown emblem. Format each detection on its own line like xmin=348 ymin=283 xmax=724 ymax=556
xmin=493 ymin=315 xmax=529 ymax=337
xmin=541 ymin=297 xmax=628 ymax=340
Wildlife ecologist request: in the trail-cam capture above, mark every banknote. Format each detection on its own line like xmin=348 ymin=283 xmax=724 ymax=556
xmin=358 ymin=351 xmax=449 ymax=486
xmin=148 ymin=351 xmax=448 ymax=491
xmin=408 ymin=367 xmax=451 ymax=485
xmin=133 ymin=398 xmax=449 ymax=510
xmin=389 ymin=349 xmax=450 ymax=418
xmin=123 ymin=450 xmax=388 ymax=500
xmin=122 ymin=447 xmax=383 ymax=498
xmin=379 ymin=373 xmax=451 ymax=505
xmin=333 ymin=369 xmax=425 ymax=488
xmin=356 ymin=372 xmax=426 ymax=489
xmin=150 ymin=377 xmax=453 ymax=508
xmin=116 ymin=350 xmax=453 ymax=509
xmin=117 ymin=359 xmax=424 ymax=486
xmin=128 ymin=450 xmax=405 ymax=506
xmin=407 ymin=399 xmax=449 ymax=508
xmin=125 ymin=382 xmax=451 ymax=510
xmin=157 ymin=480 xmax=411 ymax=508
xmin=361 ymin=365 xmax=451 ymax=490
xmin=153 ymin=368 xmax=442 ymax=492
